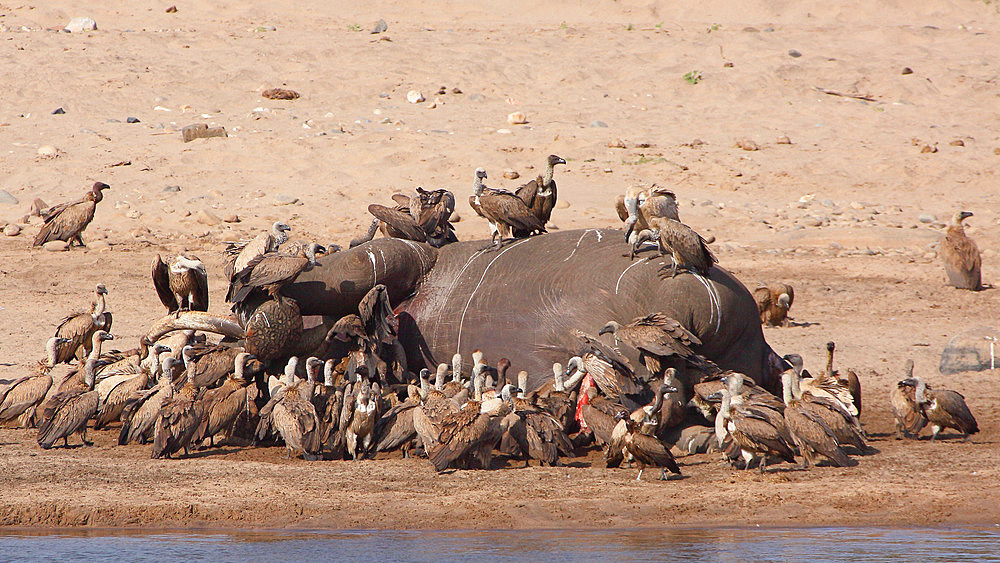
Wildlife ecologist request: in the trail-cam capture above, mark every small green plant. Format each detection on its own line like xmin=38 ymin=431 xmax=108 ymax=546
xmin=624 ymin=23 xmax=634 ymax=31
xmin=561 ymin=21 xmax=567 ymax=29
xmin=683 ymin=70 xmax=703 ymax=85
xmin=347 ymin=24 xmax=362 ymax=32
xmin=655 ymin=22 xmax=664 ymax=29
xmin=623 ymin=155 xmax=668 ymax=166
xmin=707 ymin=23 xmax=721 ymax=33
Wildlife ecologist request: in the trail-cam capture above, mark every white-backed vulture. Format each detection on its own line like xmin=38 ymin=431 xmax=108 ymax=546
xmin=227 ymin=242 xmax=327 ymax=304
xmin=0 ymin=337 xmax=66 ymax=427
xmin=616 ymin=184 xmax=679 ymax=243
xmin=151 ymin=366 xmax=206 ymax=459
xmin=903 ymin=376 xmax=979 ymax=441
xmin=716 ymin=378 xmax=796 ymax=473
xmin=614 ymin=410 xmax=681 ymax=480
xmin=780 ymin=370 xmax=851 ymax=468
xmin=469 ymin=168 xmax=546 ymax=247
xmin=53 ymin=284 xmax=110 ymax=364
xmin=37 ymin=358 xmax=101 ymax=449
xmin=193 ymin=352 xmax=257 ymax=447
xmin=224 ymin=221 xmax=291 ymax=280
xmin=940 ymin=210 xmax=982 ymax=290
xmin=890 ymin=360 xmax=926 ymax=439
xmin=633 ymin=217 xmax=717 ymax=278
xmin=513 ymin=154 xmax=566 ymax=236
xmin=599 ymin=312 xmax=711 ymax=377
xmin=119 ymin=356 xmax=183 ymax=445
xmin=33 ymin=181 xmax=109 ymax=247
xmin=152 ymin=253 xmax=209 ymax=312
xmin=754 ymin=283 xmax=794 ymax=327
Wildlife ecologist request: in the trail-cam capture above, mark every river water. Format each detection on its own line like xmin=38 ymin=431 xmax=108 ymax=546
xmin=1 ymin=526 xmax=997 ymax=561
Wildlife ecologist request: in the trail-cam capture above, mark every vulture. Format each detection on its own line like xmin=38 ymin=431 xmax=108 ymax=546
xmin=55 ymin=331 xmax=115 ymax=393
xmin=152 ymin=253 xmax=209 ymax=312
xmin=193 ymin=352 xmax=257 ymax=447
xmin=227 ymin=242 xmax=327 ymax=304
xmin=716 ymin=378 xmax=796 ymax=473
xmin=53 ymin=284 xmax=111 ymax=364
xmin=613 ymin=410 xmax=681 ymax=481
xmin=118 ymin=356 xmax=184 ymax=445
xmin=33 ymin=181 xmax=110 ymax=247
xmin=224 ymin=221 xmax=291 ymax=281
xmin=0 ymin=337 xmax=68 ymax=427
xmin=939 ymin=210 xmax=982 ymax=291
xmin=343 ymin=378 xmax=380 ymax=460
xmin=512 ymin=154 xmax=566 ymax=236
xmin=890 ymin=359 xmax=926 ymax=440
xmin=429 ymin=383 xmax=514 ymax=472
xmin=413 ymin=368 xmax=463 ymax=453
xmin=826 ymin=341 xmax=862 ymax=417
xmin=754 ymin=283 xmax=794 ymax=327
xmin=357 ymin=188 xmax=458 ymax=248
xmin=151 ymin=365 xmax=206 ymax=459
xmin=615 ymin=184 xmax=679 ymax=243
xmin=180 ymin=344 xmax=245 ymax=388
xmin=783 ymin=354 xmax=858 ymax=417
xmin=632 ymin=217 xmax=716 ymax=278
xmin=257 ymin=358 xmax=323 ymax=459
xmin=604 ymin=382 xmax=675 ymax=468
xmin=499 ymin=371 xmax=573 ymax=467
xmin=780 ymin=370 xmax=851 ymax=468
xmin=565 ymin=329 xmax=644 ymax=401
xmin=901 ymin=376 xmax=979 ymax=441
xmin=37 ymin=358 xmax=102 ymax=449
xmin=93 ymin=350 xmax=170 ymax=430
xmin=599 ymin=313 xmax=712 ymax=376
xmin=469 ymin=167 xmax=546 ymax=247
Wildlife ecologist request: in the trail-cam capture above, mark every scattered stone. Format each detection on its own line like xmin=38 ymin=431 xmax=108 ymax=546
xmin=849 ymin=201 xmax=865 ymax=210
xmin=803 ymin=217 xmax=823 ymax=227
xmin=734 ymin=139 xmax=760 ymax=151
xmin=181 ymin=123 xmax=228 ymax=142
xmin=196 ymin=209 xmax=222 ymax=225
xmin=788 ymin=49 xmax=802 ymax=58
xmin=0 ymin=190 xmax=18 ymax=205
xmin=507 ymin=112 xmax=527 ymax=125
xmin=589 ymin=120 xmax=608 ymax=128
xmin=165 ymin=5 xmax=177 ymax=13
xmin=556 ymin=200 xmax=570 ymax=209
xmin=88 ymin=240 xmax=111 ymax=251
xmin=406 ymin=90 xmax=425 ymax=104
xmin=37 ymin=145 xmax=58 ymax=157
xmin=607 ymin=139 xmax=627 ymax=148
xmin=126 ymin=116 xmax=140 ymax=124
xmin=503 ymin=169 xmax=520 ymax=180
xmin=52 ymin=107 xmax=65 ymax=115
xmin=723 ymin=61 xmax=734 ymax=68
xmin=918 ymin=213 xmax=935 ymax=223
xmin=920 ymin=144 xmax=937 ymax=154
xmin=371 ymin=19 xmax=387 ymax=34
xmin=223 ymin=213 xmax=240 ymax=223
xmin=901 ymin=67 xmax=913 ymax=75
xmin=428 ymin=96 xmax=443 ymax=109
xmin=43 ymin=240 xmax=68 ymax=252
xmin=451 ymin=87 xmax=463 ymax=94
xmin=125 ymin=209 xmax=142 ymax=219
xmin=4 ymin=224 xmax=20 ymax=236
xmin=950 ymin=139 xmax=965 ymax=147
xmin=273 ymin=194 xmax=299 ymax=206
xmin=262 ymin=88 xmax=300 ymax=100
xmin=496 ymin=128 xmax=512 ymax=135
xmin=163 ymin=185 xmax=181 ymax=193
xmin=776 ymin=135 xmax=792 ymax=144
xmin=64 ymin=17 xmax=97 ymax=33
xmin=829 ymin=241 xmax=843 ymax=250
xmin=114 ymin=201 xmax=131 ymax=209
xmin=821 ymin=198 xmax=835 ymax=208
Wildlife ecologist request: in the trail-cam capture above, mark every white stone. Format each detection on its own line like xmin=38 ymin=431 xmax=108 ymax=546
xmin=64 ymin=17 xmax=97 ymax=33
xmin=43 ymin=240 xmax=68 ymax=252
xmin=406 ymin=90 xmax=425 ymax=104
xmin=37 ymin=145 xmax=58 ymax=156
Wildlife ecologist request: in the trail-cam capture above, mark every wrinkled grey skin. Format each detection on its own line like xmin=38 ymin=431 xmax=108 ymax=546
xmin=289 ymin=229 xmax=781 ymax=393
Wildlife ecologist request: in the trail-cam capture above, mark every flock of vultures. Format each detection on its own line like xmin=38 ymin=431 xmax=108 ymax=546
xmin=1 ymin=155 xmax=984 ymax=480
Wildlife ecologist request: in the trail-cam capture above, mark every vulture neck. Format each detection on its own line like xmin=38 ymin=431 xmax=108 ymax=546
xmin=914 ymin=379 xmax=928 ymax=404
xmin=91 ymin=292 xmax=106 ymax=323
xmin=84 ymin=359 xmax=98 ymax=389
xmin=648 ymin=386 xmax=665 ymax=416
xmin=564 ymin=362 xmax=586 ymax=391
xmin=554 ymin=370 xmax=565 ymax=392
xmin=45 ymin=338 xmax=61 ymax=367
xmin=87 ymin=335 xmax=106 ymax=363
xmin=781 ymin=372 xmax=795 ymax=405
xmin=516 ymin=372 xmax=528 ymax=399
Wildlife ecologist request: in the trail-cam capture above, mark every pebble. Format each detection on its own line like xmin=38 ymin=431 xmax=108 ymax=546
xmin=262 ymin=88 xmax=300 ymax=100
xmin=165 ymin=5 xmax=177 ymax=13
xmin=256 ymin=26 xmax=276 ymax=32
xmin=849 ymin=201 xmax=865 ymax=210
xmin=803 ymin=217 xmax=823 ymax=227
xmin=273 ymin=194 xmax=299 ymax=206
xmin=37 ymin=145 xmax=58 ymax=156
xmin=920 ymin=144 xmax=937 ymax=154
xmin=503 ymin=169 xmax=520 ymax=180
xmin=88 ymin=240 xmax=111 ymax=252
xmin=901 ymin=67 xmax=913 ymax=75
xmin=126 ymin=209 xmax=142 ymax=219
xmin=371 ymin=19 xmax=387 ymax=34
xmin=950 ymin=139 xmax=965 ymax=147
xmin=406 ymin=90 xmax=425 ymax=104
xmin=820 ymin=198 xmax=835 ymax=208
xmin=223 ymin=214 xmax=240 ymax=223
xmin=163 ymin=185 xmax=181 ymax=193
xmin=918 ymin=213 xmax=935 ymax=223
xmin=507 ymin=112 xmax=527 ymax=125
xmin=734 ymin=139 xmax=760 ymax=151
xmin=788 ymin=49 xmax=802 ymax=58
xmin=4 ymin=224 xmax=20 ymax=236
xmin=496 ymin=128 xmax=512 ymax=135
xmin=43 ymin=240 xmax=68 ymax=252
xmin=450 ymin=212 xmax=462 ymax=223
xmin=64 ymin=17 xmax=97 ymax=33
xmin=52 ymin=107 xmax=66 ymax=115
xmin=776 ymin=135 xmax=792 ymax=144
xmin=0 ymin=190 xmax=18 ymax=205
xmin=126 ymin=116 xmax=140 ymax=124
xmin=607 ymin=139 xmax=627 ymax=148
xmin=556 ymin=200 xmax=570 ymax=209
xmin=196 ymin=209 xmax=222 ymax=225
xmin=589 ymin=120 xmax=608 ymax=128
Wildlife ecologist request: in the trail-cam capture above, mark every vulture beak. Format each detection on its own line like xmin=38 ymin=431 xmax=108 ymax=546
xmin=614 ymin=410 xmax=628 ymax=421
xmin=597 ymin=325 xmax=613 ymax=336
xmin=960 ymin=211 xmax=973 ymax=221
xmin=898 ymin=378 xmax=917 ymax=388
xmin=556 ymin=157 xmax=567 ymax=165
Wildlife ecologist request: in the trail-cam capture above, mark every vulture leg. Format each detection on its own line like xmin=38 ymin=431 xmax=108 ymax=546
xmin=930 ymin=426 xmax=939 ymax=442
xmin=636 ymin=466 xmax=644 ymax=481
xmin=81 ymin=427 xmax=93 ymax=446
xmin=659 ymin=467 xmax=667 ymax=481
xmin=759 ymin=456 xmax=768 ymax=474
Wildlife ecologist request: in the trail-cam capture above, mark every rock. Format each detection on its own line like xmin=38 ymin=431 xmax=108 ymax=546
xmin=273 ymin=194 xmax=299 ymax=206
xmin=496 ymin=128 xmax=512 ymax=135
xmin=507 ymin=112 xmax=527 ymax=125
xmin=126 ymin=116 xmax=140 ymax=123
xmin=503 ymin=169 xmax=520 ymax=180
xmin=37 ymin=145 xmax=58 ymax=157
xmin=734 ymin=139 xmax=760 ymax=151
xmin=43 ymin=240 xmax=68 ymax=252
xmin=776 ymin=135 xmax=792 ymax=144
xmin=64 ymin=17 xmax=97 ymax=33
xmin=589 ymin=120 xmax=608 ymax=128
xmin=163 ymin=185 xmax=181 ymax=193
xmin=223 ymin=213 xmax=240 ymax=223
xmin=901 ymin=67 xmax=913 ymax=75
xmin=196 ymin=209 xmax=221 ymax=225
xmin=52 ymin=107 xmax=65 ymax=115
xmin=607 ymin=139 xmax=627 ymax=148
xmin=165 ymin=5 xmax=177 ymax=13
xmin=918 ymin=213 xmax=935 ymax=224
xmin=788 ymin=49 xmax=802 ymax=58
xmin=849 ymin=201 xmax=865 ymax=210
xmin=125 ymin=209 xmax=142 ymax=219
xmin=556 ymin=200 xmax=570 ymax=209
xmin=371 ymin=19 xmax=387 ymax=34
xmin=4 ymin=224 xmax=20 ymax=236
xmin=0 ymin=190 xmax=18 ymax=205
xmin=940 ymin=326 xmax=1000 ymax=374
xmin=820 ymin=198 xmax=835 ymax=208
xmin=406 ymin=90 xmax=425 ymax=104
xmin=950 ymin=139 xmax=965 ymax=147
xmin=451 ymin=87 xmax=463 ymax=94
xmin=920 ymin=144 xmax=937 ymax=154
xmin=262 ymin=88 xmax=300 ymax=100
xmin=182 ymin=123 xmax=227 ymax=142
xmin=256 ymin=26 xmax=276 ymax=32
xmin=88 ymin=240 xmax=111 ymax=251
xmin=803 ymin=217 xmax=823 ymax=227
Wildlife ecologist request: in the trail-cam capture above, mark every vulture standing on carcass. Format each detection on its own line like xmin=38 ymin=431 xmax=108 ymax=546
xmin=33 ymin=181 xmax=110 ymax=247
xmin=224 ymin=221 xmax=292 ymax=281
xmin=512 ymin=154 xmax=566 ymax=236
xmin=939 ymin=210 xmax=982 ymax=291
xmin=152 ymin=253 xmax=209 ymax=312
xmin=227 ymin=242 xmax=327 ymax=305
xmin=356 ymin=188 xmax=458 ymax=248
xmin=469 ymin=167 xmax=546 ymax=248
xmin=631 ymin=217 xmax=717 ymax=278
xmin=616 ymin=184 xmax=679 ymax=244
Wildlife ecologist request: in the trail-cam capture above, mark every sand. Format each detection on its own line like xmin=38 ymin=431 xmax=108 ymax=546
xmin=1 ymin=0 xmax=1000 ymax=529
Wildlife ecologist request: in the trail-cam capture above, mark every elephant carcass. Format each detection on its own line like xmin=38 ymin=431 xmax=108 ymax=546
xmin=290 ymin=229 xmax=779 ymax=393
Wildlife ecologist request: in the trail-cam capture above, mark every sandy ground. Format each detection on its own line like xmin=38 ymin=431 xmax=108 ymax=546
xmin=2 ymin=0 xmax=1000 ymax=529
